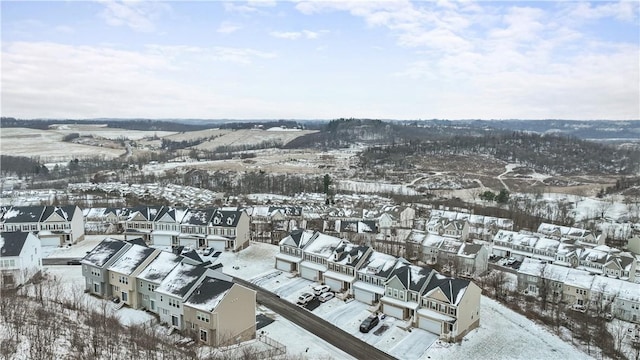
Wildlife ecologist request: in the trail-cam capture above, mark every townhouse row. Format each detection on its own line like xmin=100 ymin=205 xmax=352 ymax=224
xmin=491 ymin=228 xmax=636 ymax=281
xmin=1 ymin=205 xmax=85 ymax=245
xmin=81 ymin=238 xmax=256 ymax=346
xmin=275 ymin=229 xmax=481 ymax=342
xmin=517 ymin=258 xmax=640 ymax=323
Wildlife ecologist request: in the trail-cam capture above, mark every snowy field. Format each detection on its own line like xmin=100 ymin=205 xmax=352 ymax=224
xmin=192 ymin=129 xmax=317 ymax=150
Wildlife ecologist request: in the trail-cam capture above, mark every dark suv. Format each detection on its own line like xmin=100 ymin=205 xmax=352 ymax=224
xmin=359 ymin=315 xmax=380 ymax=333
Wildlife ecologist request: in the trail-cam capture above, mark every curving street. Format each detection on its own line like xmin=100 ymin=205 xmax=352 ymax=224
xmin=234 ymin=278 xmax=396 ymax=360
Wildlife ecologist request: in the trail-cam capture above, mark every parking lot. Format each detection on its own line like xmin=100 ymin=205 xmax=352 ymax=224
xmin=249 ymin=269 xmax=438 ymax=359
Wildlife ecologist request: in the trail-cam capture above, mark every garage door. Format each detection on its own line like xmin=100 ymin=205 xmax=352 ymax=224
xmin=419 ymin=316 xmax=441 ymax=334
xmin=300 ymin=266 xmax=318 ymax=281
xmin=276 ymin=259 xmax=293 ymax=272
xmin=354 ymin=288 xmax=375 ymax=305
xmin=325 ymin=277 xmax=342 ymax=292
xmin=383 ymin=304 xmax=404 ymax=320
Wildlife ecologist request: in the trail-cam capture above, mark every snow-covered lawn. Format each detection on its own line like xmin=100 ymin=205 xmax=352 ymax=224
xmin=426 ymin=297 xmax=592 ymax=360
xmin=43 ymin=234 xmax=120 ymax=258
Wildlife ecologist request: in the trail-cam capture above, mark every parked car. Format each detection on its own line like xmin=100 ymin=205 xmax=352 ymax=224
xmin=296 ymin=292 xmax=314 ymax=306
xmin=318 ymin=292 xmax=335 ymax=302
xmin=313 ymin=284 xmax=331 ymax=296
xmin=212 ymin=251 xmax=222 ymax=258
xmin=67 ymin=259 xmax=82 ymax=265
xmin=506 ymin=257 xmax=517 ymax=265
xmin=571 ymin=304 xmax=586 ymax=313
xmin=203 ymin=248 xmax=214 ymax=256
xmin=359 ymin=315 xmax=380 ymax=333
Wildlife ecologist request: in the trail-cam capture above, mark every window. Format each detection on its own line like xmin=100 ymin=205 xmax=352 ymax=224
xmin=199 ymin=329 xmax=208 ymax=342
xmin=172 ymin=315 xmax=179 ymax=327
xmin=197 ymin=312 xmax=210 ymax=323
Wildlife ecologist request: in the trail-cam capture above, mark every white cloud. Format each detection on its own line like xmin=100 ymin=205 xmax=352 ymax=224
xmin=1 ymin=42 xmax=282 ymax=119
xmin=217 ymin=21 xmax=242 ymax=34
xmin=98 ymin=0 xmax=170 ymax=32
xmin=565 ymin=1 xmax=638 ymax=22
xmin=269 ymin=30 xmax=321 ymax=40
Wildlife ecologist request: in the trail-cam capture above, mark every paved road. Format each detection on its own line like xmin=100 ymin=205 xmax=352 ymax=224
xmin=42 ymin=257 xmax=81 ymax=266
xmin=235 ymin=278 xmax=396 ymax=360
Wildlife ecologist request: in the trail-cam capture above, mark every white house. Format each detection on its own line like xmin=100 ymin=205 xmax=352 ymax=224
xmin=0 ymin=232 xmax=42 ymax=289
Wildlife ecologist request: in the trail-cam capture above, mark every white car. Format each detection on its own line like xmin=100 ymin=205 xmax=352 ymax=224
xmin=296 ymin=292 xmax=314 ymax=306
xmin=318 ymin=292 xmax=335 ymax=302
xmin=313 ymin=284 xmax=331 ymax=296
xmin=506 ymin=257 xmax=517 ymax=265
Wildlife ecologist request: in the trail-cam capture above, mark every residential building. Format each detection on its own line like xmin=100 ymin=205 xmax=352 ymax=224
xmin=184 ymin=276 xmax=256 ymax=346
xmin=0 ymin=232 xmax=42 ymax=289
xmin=180 ymin=208 xmax=216 ymax=249
xmin=136 ymin=250 xmax=182 ymax=313
xmin=123 ymin=206 xmax=161 ymax=244
xmin=275 ymin=229 xmax=316 ymax=273
xmin=155 ymin=263 xmax=231 ymax=330
xmin=152 ymin=207 xmax=189 ymax=248
xmin=208 ymin=209 xmax=250 ymax=251
xmin=299 ymin=232 xmax=344 ymax=282
xmin=82 ymin=238 xmax=132 ymax=297
xmin=419 ymin=276 xmax=482 ymax=342
xmin=2 ymin=205 xmax=85 ymax=245
xmin=381 ymin=264 xmax=435 ymax=321
xmin=353 ymin=252 xmax=408 ymax=305
xmin=537 ymin=222 xmax=604 ymax=247
xmin=323 ymin=243 xmax=373 ymax=293
xmin=107 ymin=244 xmax=160 ymax=308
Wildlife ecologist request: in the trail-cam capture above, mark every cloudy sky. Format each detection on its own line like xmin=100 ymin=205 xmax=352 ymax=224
xmin=2 ymin=0 xmax=638 ymax=120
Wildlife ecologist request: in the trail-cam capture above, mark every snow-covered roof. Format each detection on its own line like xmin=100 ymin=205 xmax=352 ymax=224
xmin=137 ymin=250 xmax=182 ymax=282
xmin=423 ymin=275 xmax=470 ymax=306
xmin=181 ymin=208 xmax=215 ymax=226
xmin=331 ymin=243 xmax=371 ymax=266
xmin=82 ymin=238 xmax=130 ymax=268
xmin=358 ymin=251 xmax=405 ymax=279
xmin=0 ymin=232 xmax=30 ymax=257
xmin=422 ymin=233 xmax=447 ymax=247
xmin=156 ymin=263 xmax=208 ymax=298
xmin=2 ymin=206 xmax=45 ymax=223
xmin=279 ymin=229 xmax=316 ymax=248
xmin=389 ymin=264 xmax=433 ymax=292
xmin=108 ymin=245 xmax=156 ymax=275
xmin=303 ymin=232 xmax=345 ymax=258
xmin=210 ymin=209 xmax=243 ymax=227
xmin=184 ymin=276 xmax=234 ymax=312
xmin=41 ymin=205 xmax=76 ymax=222
xmin=564 ymin=268 xmax=594 ymax=289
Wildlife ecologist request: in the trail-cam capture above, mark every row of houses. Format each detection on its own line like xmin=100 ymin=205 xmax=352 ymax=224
xmin=492 ymin=229 xmax=636 ymax=282
xmin=517 ymin=258 xmax=640 ymax=323
xmin=81 ymin=238 xmax=256 ymax=346
xmin=1 ymin=206 xmax=85 ymax=245
xmin=84 ymin=206 xmax=251 ymax=252
xmin=275 ymin=229 xmax=482 ymax=342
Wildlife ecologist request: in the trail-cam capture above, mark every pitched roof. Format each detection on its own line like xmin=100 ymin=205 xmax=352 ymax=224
xmin=182 ymin=208 xmax=215 ymax=226
xmin=0 ymin=232 xmax=29 ymax=257
xmin=182 ymin=249 xmax=203 ymax=263
xmin=137 ymin=250 xmax=182 ymax=282
xmin=389 ymin=264 xmax=434 ymax=292
xmin=184 ymin=276 xmax=234 ymax=312
xmin=210 ymin=209 xmax=242 ymax=227
xmin=41 ymin=205 xmax=76 ymax=222
xmin=279 ymin=229 xmax=316 ymax=248
xmin=82 ymin=238 xmax=130 ymax=268
xmin=156 ymin=263 xmax=208 ymax=298
xmin=358 ymin=251 xmax=403 ymax=279
xmin=2 ymin=206 xmax=45 ymax=223
xmin=423 ymin=275 xmax=470 ymax=305
xmin=108 ymin=245 xmax=156 ymax=275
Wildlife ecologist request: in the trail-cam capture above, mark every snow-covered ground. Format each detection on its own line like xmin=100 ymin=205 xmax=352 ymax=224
xmin=41 ymin=237 xmax=601 ymax=359
xmin=217 ymin=242 xmax=591 ymax=360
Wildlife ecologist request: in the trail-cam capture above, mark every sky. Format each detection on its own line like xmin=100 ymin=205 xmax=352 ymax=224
xmin=1 ymin=0 xmax=639 ymax=120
